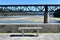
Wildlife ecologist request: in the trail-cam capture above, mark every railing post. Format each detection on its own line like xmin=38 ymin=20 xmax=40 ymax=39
xmin=44 ymin=6 xmax=49 ymax=23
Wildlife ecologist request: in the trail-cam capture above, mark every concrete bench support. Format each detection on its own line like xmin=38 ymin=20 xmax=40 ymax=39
xmin=22 ymin=30 xmax=24 ymax=36
xmin=36 ymin=30 xmax=39 ymax=36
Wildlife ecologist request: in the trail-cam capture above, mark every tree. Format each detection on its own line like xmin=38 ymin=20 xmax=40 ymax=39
xmin=53 ymin=9 xmax=60 ymax=18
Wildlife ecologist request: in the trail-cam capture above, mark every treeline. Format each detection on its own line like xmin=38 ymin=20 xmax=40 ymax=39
xmin=0 ymin=12 xmax=38 ymax=16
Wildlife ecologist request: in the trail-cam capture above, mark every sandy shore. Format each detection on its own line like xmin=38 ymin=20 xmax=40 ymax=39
xmin=0 ymin=16 xmax=60 ymax=22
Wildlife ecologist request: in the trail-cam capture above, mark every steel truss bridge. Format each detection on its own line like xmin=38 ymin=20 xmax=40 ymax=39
xmin=0 ymin=5 xmax=60 ymax=12
xmin=0 ymin=4 xmax=60 ymax=23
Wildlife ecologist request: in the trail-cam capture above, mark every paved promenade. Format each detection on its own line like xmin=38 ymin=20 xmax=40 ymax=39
xmin=0 ymin=33 xmax=60 ymax=40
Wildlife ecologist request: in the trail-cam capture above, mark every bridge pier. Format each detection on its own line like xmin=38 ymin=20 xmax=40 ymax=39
xmin=44 ymin=6 xmax=49 ymax=23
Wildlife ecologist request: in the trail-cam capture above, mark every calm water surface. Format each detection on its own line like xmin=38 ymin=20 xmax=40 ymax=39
xmin=0 ymin=12 xmax=60 ymax=23
xmin=0 ymin=15 xmax=60 ymax=23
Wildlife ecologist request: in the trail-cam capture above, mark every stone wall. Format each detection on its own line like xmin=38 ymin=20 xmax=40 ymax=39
xmin=0 ymin=24 xmax=60 ymax=33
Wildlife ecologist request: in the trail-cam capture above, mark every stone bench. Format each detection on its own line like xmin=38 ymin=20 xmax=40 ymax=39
xmin=10 ymin=27 xmax=42 ymax=37
xmin=18 ymin=27 xmax=42 ymax=36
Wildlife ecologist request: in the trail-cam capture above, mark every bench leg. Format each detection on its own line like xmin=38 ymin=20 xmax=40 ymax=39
xmin=36 ymin=30 xmax=39 ymax=36
xmin=22 ymin=30 xmax=24 ymax=36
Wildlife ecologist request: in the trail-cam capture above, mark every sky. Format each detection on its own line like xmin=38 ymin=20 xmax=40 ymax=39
xmin=0 ymin=0 xmax=60 ymax=5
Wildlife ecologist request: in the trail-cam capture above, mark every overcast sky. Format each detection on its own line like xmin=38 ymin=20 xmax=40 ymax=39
xmin=0 ymin=0 xmax=60 ymax=5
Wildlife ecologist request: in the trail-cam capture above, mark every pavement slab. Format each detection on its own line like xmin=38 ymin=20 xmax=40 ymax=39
xmin=0 ymin=33 xmax=60 ymax=40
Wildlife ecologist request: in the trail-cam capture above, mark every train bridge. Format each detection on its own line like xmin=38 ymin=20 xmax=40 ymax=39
xmin=0 ymin=4 xmax=60 ymax=23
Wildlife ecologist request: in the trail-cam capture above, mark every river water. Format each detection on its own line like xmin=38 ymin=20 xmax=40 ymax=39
xmin=0 ymin=12 xmax=60 ymax=23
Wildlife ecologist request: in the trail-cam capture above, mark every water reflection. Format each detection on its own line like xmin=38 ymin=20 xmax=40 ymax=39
xmin=49 ymin=19 xmax=60 ymax=23
xmin=49 ymin=15 xmax=60 ymax=23
xmin=55 ymin=21 xmax=60 ymax=23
